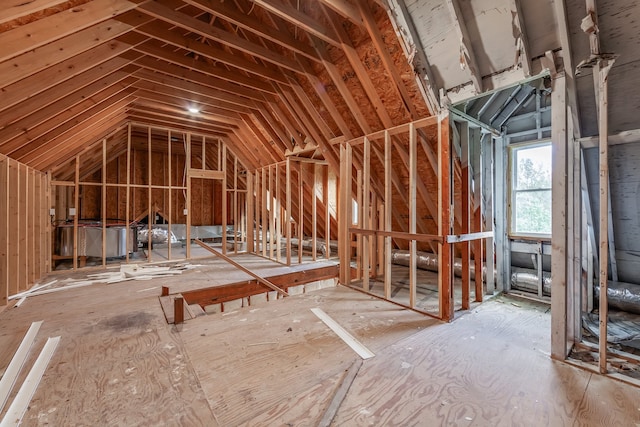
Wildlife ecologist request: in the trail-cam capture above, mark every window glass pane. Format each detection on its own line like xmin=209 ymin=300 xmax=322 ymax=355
xmin=515 ymin=145 xmax=552 ymax=190
xmin=514 ymin=190 xmax=552 ymax=234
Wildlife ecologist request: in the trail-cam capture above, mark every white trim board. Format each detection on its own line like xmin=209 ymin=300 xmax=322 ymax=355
xmin=0 ymin=321 xmax=43 ymax=413
xmin=0 ymin=336 xmax=60 ymax=427
xmin=311 ymin=308 xmax=375 ymax=360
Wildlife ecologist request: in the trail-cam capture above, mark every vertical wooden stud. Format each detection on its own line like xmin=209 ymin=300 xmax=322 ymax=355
xmin=384 ymin=130 xmax=392 ymax=300
xmin=147 ymin=127 xmax=152 ymax=263
xmin=298 ymin=164 xmax=303 ymax=263
xmin=247 ymin=171 xmax=255 ymax=253
xmin=323 ymin=166 xmax=330 ymax=259
xmin=73 ymin=156 xmax=79 ymax=271
xmin=339 ymin=144 xmax=353 ymax=285
xmin=362 ymin=137 xmax=371 ymax=291
xmin=550 ymin=73 xmax=569 ymax=360
xmin=312 ymin=164 xmax=318 ymax=261
xmin=186 ymin=133 xmax=192 ymax=259
xmin=460 ymin=122 xmax=471 ymax=309
xmin=262 ymin=167 xmax=267 ymax=258
xmin=221 ymin=144 xmax=227 ymax=255
xmin=438 ymin=116 xmax=453 ymax=321
xmin=409 ymin=123 xmax=418 ymax=308
xmin=286 ymin=159 xmax=291 ymax=265
xmin=168 ymin=130 xmax=172 ymax=260
xmin=125 ymin=123 xmax=131 ymax=263
xmin=102 ymin=139 xmax=107 ymax=267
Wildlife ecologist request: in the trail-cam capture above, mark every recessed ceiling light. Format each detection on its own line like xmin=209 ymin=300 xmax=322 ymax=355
xmin=187 ymin=107 xmax=200 ymax=114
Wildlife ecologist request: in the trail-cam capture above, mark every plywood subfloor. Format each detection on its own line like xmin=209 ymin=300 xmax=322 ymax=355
xmin=1 ymin=262 xmax=640 ymax=426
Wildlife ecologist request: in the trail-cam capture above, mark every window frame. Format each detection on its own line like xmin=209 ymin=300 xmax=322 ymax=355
xmin=508 ymin=140 xmax=553 ymax=239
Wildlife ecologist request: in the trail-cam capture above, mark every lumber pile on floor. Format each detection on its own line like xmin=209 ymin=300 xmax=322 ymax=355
xmin=9 ymin=263 xmax=198 ymax=306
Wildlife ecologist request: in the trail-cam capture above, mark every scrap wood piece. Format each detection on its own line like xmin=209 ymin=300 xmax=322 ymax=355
xmin=193 ymin=239 xmax=289 ymax=297
xmin=317 ymin=359 xmax=363 ymax=427
xmin=8 ymin=280 xmax=58 ymax=301
xmin=1 ymin=336 xmax=60 ymax=427
xmin=311 ymin=308 xmax=375 ymax=359
xmin=0 ymin=321 xmax=43 ymax=413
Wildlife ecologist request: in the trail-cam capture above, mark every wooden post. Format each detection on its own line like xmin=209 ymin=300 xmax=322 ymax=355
xmin=286 ymin=159 xmax=291 ymax=265
xmin=598 ymin=60 xmax=614 ymax=373
xmin=102 ymin=139 xmax=107 ymax=267
xmin=269 ymin=165 xmax=274 ymax=260
xmin=298 ymin=164 xmax=303 ymax=263
xmin=438 ymin=115 xmax=453 ymax=321
xmin=275 ymin=163 xmax=281 ymax=262
xmin=339 ymin=144 xmax=353 ymax=285
xmin=147 ymin=127 xmax=152 ymax=263
xmin=362 ymin=137 xmax=371 ymax=291
xmin=409 ymin=123 xmax=418 ymax=308
xmin=356 ymin=168 xmax=362 ymax=280
xmin=550 ymin=72 xmax=569 ymax=360
xmin=0 ymin=156 xmax=8 ymax=306
xmin=221 ymin=144 xmax=227 ymax=255
xmin=186 ymin=134 xmax=192 ymax=259
xmin=174 ymin=296 xmax=184 ymax=325
xmin=161 ymin=286 xmax=169 ymax=296
xmin=312 ymin=164 xmax=318 ymax=261
xmin=324 ymin=166 xmax=330 ymax=260
xmin=460 ymin=122 xmax=470 ymax=309
xmin=233 ymin=156 xmax=238 ymax=254
xmin=167 ymin=130 xmax=172 ymax=260
xmin=262 ymin=167 xmax=267 ymax=258
xmin=384 ymin=130 xmax=392 ymax=299
xmin=483 ymin=133 xmax=495 ymax=294
xmin=472 ymin=128 xmax=484 ymax=301
xmin=125 ymin=123 xmax=131 ymax=263
xmin=247 ymin=171 xmax=255 ymax=253
xmin=73 ymin=156 xmax=79 ymax=271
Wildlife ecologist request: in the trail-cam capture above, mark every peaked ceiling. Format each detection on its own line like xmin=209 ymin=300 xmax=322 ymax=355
xmin=1 ymin=0 xmax=638 ymax=174
xmin=0 ymin=0 xmax=432 ymax=173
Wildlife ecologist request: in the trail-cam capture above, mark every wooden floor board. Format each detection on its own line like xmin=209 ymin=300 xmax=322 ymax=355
xmin=1 ymin=261 xmax=640 ymax=426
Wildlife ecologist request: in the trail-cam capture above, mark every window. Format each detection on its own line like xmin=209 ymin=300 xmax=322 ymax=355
xmin=510 ymin=143 xmax=552 ymax=235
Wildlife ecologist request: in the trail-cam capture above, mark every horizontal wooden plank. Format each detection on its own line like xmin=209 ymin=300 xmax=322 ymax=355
xmin=180 ymin=264 xmax=339 ymax=308
xmin=446 ymin=230 xmax=494 ymax=243
xmin=349 ymin=227 xmax=443 ymax=243
xmin=188 ymin=169 xmax=224 ymax=179
xmin=0 ymin=0 xmax=138 ymax=63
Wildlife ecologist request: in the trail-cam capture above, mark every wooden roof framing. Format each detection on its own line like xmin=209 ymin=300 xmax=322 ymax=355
xmin=0 ymin=0 xmax=433 ymax=175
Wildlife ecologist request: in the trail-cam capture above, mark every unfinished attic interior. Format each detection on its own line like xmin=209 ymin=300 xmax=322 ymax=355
xmin=2 ymin=0 xmax=640 ymax=424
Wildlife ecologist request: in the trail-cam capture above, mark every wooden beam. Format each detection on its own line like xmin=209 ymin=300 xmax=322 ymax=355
xmin=550 ymin=73 xmax=568 ymax=360
xmin=193 ymin=239 xmax=288 ymax=297
xmin=438 ymin=115 xmax=453 ymax=321
xmin=252 ymin=0 xmax=341 ymax=48
xmin=444 ymin=0 xmax=483 ymax=94
xmin=0 ymin=0 xmax=138 ymax=63
xmin=0 ymin=19 xmax=137 ymax=89
xmin=0 ymin=40 xmax=139 ymax=112
xmin=183 ymin=0 xmax=320 ymax=61
xmin=134 ymin=21 xmax=289 ymax=85
xmin=597 ymin=59 xmax=615 ymax=373
xmin=138 ymin=1 xmax=304 ymax=74
xmin=339 ymin=144 xmax=353 ymax=285
xmin=0 ymin=0 xmax=68 ymax=25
